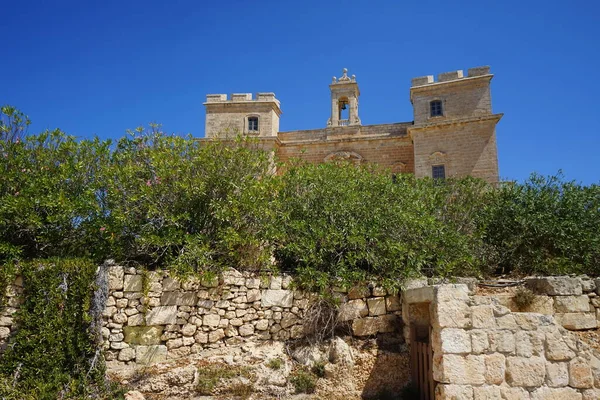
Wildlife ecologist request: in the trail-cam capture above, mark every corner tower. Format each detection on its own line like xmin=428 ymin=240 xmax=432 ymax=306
xmin=408 ymin=66 xmax=502 ymax=183
xmin=328 ymin=68 xmax=361 ymax=127
xmin=203 ymin=93 xmax=282 ymax=138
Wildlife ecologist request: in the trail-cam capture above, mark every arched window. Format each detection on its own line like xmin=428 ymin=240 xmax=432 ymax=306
xmin=247 ymin=116 xmax=259 ymax=132
xmin=430 ymin=100 xmax=443 ymax=117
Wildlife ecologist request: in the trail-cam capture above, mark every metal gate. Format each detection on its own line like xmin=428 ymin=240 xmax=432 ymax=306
xmin=410 ymin=326 xmax=435 ymax=400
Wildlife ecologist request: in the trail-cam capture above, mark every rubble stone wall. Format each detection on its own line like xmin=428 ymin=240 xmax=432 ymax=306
xmin=0 ymin=276 xmax=22 ymax=355
xmin=101 ymin=265 xmax=403 ymax=370
xmin=427 ymin=284 xmax=600 ymax=399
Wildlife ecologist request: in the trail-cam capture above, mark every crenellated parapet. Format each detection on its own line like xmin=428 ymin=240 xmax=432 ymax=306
xmin=411 ymin=66 xmax=491 ymax=87
xmin=205 ymin=92 xmax=280 ymax=107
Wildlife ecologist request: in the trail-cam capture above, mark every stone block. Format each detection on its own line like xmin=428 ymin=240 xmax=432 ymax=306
xmin=162 ymin=277 xmax=180 ymax=291
xmin=496 ymin=314 xmax=518 ymax=330
xmin=434 ymin=354 xmax=485 ymax=385
xmin=239 ymin=324 xmax=254 ymax=336
xmin=246 ymin=278 xmax=260 ymax=289
xmin=582 ymin=389 xmax=600 ymax=400
xmin=546 ymin=361 xmax=569 ymax=387
xmin=581 ymin=278 xmax=596 ymax=293
xmin=181 ymin=324 xmax=196 ymax=337
xmin=123 ymin=275 xmax=142 ymax=292
xmin=375 ymin=314 xmax=398 ymax=333
xmin=530 ymin=387 xmax=582 ymax=400
xmin=489 ymin=330 xmax=515 ymax=354
xmin=500 ymin=386 xmax=531 ymax=400
xmin=261 ymin=290 xmax=293 ymax=308
xmin=556 ymin=313 xmax=597 ymax=330
xmin=506 ymin=356 xmax=546 ymax=387
xmin=554 ymin=295 xmax=591 ymax=313
xmin=367 ymin=297 xmax=386 ymax=316
xmin=348 ymin=285 xmax=370 ymax=300
xmin=435 ymin=384 xmax=473 ymax=399
xmin=208 ymin=329 xmax=225 ymax=343
xmin=136 ymin=345 xmax=167 ymax=365
xmin=203 ymin=314 xmax=220 ymax=328
xmin=569 ymin=357 xmax=594 ymax=388
xmin=433 ymin=299 xmax=471 ymax=329
xmin=270 ymin=276 xmax=282 ymax=290
xmin=545 ymin=330 xmax=576 ymax=361
xmin=515 ymin=331 xmax=544 ymax=358
xmin=514 ymin=313 xmax=553 ymax=330
xmin=160 ymin=291 xmax=196 ymax=306
xmin=471 ymin=330 xmax=489 ymax=354
xmin=526 ymin=277 xmax=582 ymax=296
xmin=385 ymin=295 xmax=401 ymax=312
xmin=338 ymin=299 xmax=368 ymax=322
xmin=434 ymin=328 xmax=471 ymax=354
xmin=467 ymin=66 xmax=491 ymax=77
xmin=411 ymin=76 xmax=434 ymax=87
xmin=484 ymin=353 xmax=505 ymax=385
xmin=352 ymin=317 xmax=379 ymax=337
xmin=0 ymin=327 xmax=10 ymax=340
xmin=473 ymin=385 xmax=501 ymax=400
xmin=471 ymin=305 xmax=496 ymax=329
xmin=117 ymin=347 xmax=136 ymax=362
xmin=127 ymin=314 xmax=145 ymax=326
xmin=108 ymin=266 xmax=124 ymax=290
xmin=145 ymin=306 xmax=177 ymax=325
xmin=222 ymin=269 xmax=245 ymax=286
xmin=246 ymin=289 xmax=261 ymax=302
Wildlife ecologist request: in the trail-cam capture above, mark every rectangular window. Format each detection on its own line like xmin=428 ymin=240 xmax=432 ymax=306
xmin=430 ymin=100 xmax=443 ymax=117
xmin=248 ymin=117 xmax=259 ymax=132
xmin=432 ymin=165 xmax=445 ymax=179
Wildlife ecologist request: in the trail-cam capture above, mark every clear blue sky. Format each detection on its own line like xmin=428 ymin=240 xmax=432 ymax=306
xmin=2 ymin=0 xmax=599 ymax=184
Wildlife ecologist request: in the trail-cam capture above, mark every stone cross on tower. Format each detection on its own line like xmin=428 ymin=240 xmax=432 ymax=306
xmin=328 ymin=68 xmax=361 ymax=127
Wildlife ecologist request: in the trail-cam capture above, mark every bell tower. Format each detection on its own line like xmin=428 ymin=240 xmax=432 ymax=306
xmin=328 ymin=68 xmax=361 ymax=127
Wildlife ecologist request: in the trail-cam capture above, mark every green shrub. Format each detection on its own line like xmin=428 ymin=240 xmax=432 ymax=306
xmin=272 ymin=161 xmax=490 ymax=291
xmin=290 ymin=368 xmax=317 ymax=394
xmin=514 ymin=286 xmax=536 ymax=311
xmin=311 ymin=361 xmax=327 ymax=378
xmin=484 ymin=173 xmax=600 ymax=275
xmin=195 ymin=363 xmax=253 ymax=395
xmin=267 ymin=357 xmax=283 ymax=370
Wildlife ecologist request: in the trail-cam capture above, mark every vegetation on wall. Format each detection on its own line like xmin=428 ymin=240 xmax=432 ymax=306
xmin=0 ymin=259 xmax=122 ymax=400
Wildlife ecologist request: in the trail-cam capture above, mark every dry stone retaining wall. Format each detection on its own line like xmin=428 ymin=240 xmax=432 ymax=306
xmin=102 ymin=265 xmax=402 ymax=369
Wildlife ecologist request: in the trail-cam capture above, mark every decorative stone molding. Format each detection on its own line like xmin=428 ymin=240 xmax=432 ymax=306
xmin=323 ymin=151 xmax=363 ymax=164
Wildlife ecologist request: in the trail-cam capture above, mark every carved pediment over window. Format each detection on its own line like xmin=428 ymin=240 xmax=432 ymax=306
xmin=324 ymin=151 xmax=363 ymax=165
xmin=428 ymin=151 xmax=448 ymax=165
xmin=392 ymin=162 xmax=408 ymax=173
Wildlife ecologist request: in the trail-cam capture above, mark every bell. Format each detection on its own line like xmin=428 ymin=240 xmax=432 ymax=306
xmin=340 ymin=102 xmax=347 ymax=110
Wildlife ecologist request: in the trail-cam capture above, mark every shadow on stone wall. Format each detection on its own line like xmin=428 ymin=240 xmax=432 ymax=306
xmin=359 ymin=334 xmax=412 ymax=400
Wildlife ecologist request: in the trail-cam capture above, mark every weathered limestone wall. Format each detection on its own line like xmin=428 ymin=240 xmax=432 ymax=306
xmin=496 ymin=276 xmax=600 ymax=331
xmin=423 ymin=284 xmax=600 ymax=399
xmin=0 ymin=277 xmax=22 ymax=355
xmin=102 ymin=266 xmax=403 ymax=369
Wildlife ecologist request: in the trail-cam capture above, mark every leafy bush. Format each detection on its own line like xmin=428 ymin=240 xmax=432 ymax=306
xmin=0 ymin=259 xmax=122 ymax=399
xmin=484 ymin=173 xmax=600 ymax=275
xmin=272 ymin=162 xmax=489 ymax=291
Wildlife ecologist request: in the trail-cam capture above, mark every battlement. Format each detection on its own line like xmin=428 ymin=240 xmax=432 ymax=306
xmin=411 ymin=66 xmax=491 ymax=87
xmin=204 ymin=92 xmax=279 ymax=105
